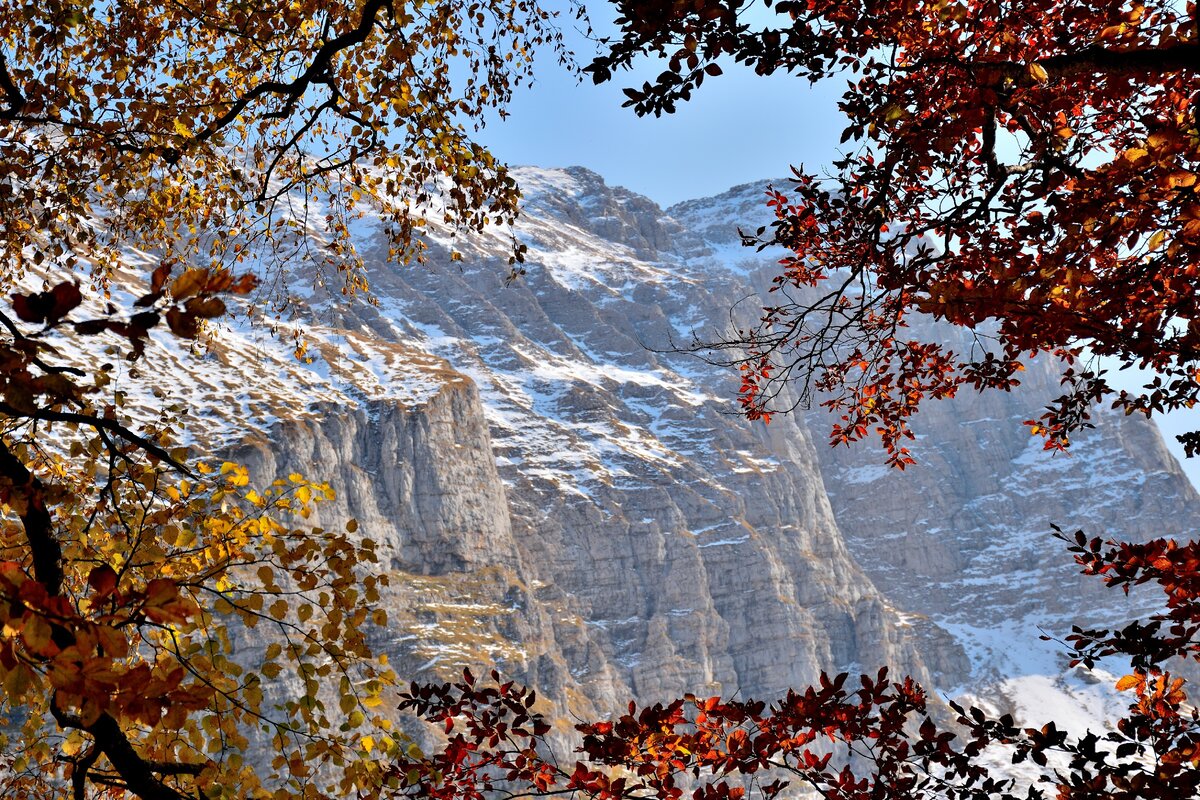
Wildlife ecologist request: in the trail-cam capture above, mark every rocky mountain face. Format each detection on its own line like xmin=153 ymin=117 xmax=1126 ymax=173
xmin=124 ymin=166 xmax=1200 ymax=731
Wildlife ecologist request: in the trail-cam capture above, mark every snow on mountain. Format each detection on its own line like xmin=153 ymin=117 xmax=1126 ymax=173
xmin=668 ymin=172 xmax=1200 ymax=745
xmin=80 ymin=166 xmax=1200 ymax=742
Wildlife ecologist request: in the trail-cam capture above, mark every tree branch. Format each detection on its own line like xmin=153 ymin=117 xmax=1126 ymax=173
xmin=0 ymin=50 xmax=26 ymax=120
xmin=71 ymin=744 xmax=101 ymax=800
xmin=81 ymin=714 xmax=196 ymax=800
xmin=1037 ymin=41 xmax=1200 ymax=78
xmin=0 ymin=438 xmax=62 ymax=597
xmin=0 ymin=440 xmax=200 ymax=800
xmin=0 ymin=402 xmax=195 ymax=477
xmin=189 ymin=0 xmax=392 ymax=149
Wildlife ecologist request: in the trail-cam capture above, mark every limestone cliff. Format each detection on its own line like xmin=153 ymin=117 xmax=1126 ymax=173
xmin=218 ymin=167 xmax=931 ymax=719
xmin=670 ymin=177 xmax=1200 ymax=717
xmin=115 ymin=165 xmax=1198 ymax=732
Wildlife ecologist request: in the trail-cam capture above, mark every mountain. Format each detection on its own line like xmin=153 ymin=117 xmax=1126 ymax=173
xmin=103 ymin=166 xmax=1200 ymax=733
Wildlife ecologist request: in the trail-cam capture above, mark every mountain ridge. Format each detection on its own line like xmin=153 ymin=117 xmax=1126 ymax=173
xmin=66 ymin=165 xmax=1200 ymax=736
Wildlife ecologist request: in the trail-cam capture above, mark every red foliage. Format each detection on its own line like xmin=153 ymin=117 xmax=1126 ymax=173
xmin=398 ymin=532 xmax=1200 ymax=799
xmin=589 ymin=0 xmax=1200 ymax=462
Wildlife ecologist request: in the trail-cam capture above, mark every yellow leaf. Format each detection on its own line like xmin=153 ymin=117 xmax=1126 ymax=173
xmin=1116 ymin=673 xmax=1144 ymax=692
xmin=61 ymin=731 xmax=85 ymax=757
xmin=1027 ymin=63 xmax=1048 ymax=83
xmin=22 ymin=614 xmax=56 ymax=657
xmin=175 ymin=527 xmax=196 ymax=549
xmin=3 ymin=663 xmax=33 ymax=698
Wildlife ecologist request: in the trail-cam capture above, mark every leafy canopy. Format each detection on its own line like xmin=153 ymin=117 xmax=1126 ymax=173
xmin=590 ymin=0 xmax=1200 ymax=466
xmin=1 ymin=0 xmax=572 ymax=297
xmin=0 ymin=1 xmax=574 ymax=797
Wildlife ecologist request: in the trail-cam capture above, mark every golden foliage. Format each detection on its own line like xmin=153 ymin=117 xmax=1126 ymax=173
xmin=0 ymin=0 xmax=574 ymax=298
xmin=0 ymin=415 xmax=399 ymax=799
xmin=0 ymin=1 xmax=577 ymax=797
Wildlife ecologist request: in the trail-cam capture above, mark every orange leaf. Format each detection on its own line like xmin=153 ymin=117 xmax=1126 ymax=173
xmin=1116 ymin=673 xmax=1144 ymax=692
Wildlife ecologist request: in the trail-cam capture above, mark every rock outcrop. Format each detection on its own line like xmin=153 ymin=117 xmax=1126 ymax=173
xmin=670 ymin=177 xmax=1200 ymax=716
xmin=122 ymin=166 xmax=1198 ymax=730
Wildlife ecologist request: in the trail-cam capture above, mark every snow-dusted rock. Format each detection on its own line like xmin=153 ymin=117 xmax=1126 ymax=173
xmin=121 ymin=165 xmax=1198 ymax=732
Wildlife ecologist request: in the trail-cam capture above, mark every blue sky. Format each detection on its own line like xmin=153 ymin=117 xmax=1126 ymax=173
xmin=478 ymin=11 xmax=847 ymax=208
xmin=476 ymin=12 xmax=1200 ymax=489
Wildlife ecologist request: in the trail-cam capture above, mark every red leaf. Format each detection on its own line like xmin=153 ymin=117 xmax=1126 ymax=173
xmin=88 ymin=564 xmax=118 ymax=597
xmin=150 ymin=263 xmax=173 ymax=293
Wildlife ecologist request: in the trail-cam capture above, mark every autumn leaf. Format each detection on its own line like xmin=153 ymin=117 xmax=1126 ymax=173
xmin=591 ymin=0 xmax=1200 ymax=458
xmin=87 ymin=564 xmax=118 ymax=598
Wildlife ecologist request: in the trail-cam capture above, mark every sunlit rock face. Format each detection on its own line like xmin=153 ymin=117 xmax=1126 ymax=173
xmin=670 ymin=176 xmax=1200 ymax=724
xmin=130 ymin=166 xmax=1197 ymax=730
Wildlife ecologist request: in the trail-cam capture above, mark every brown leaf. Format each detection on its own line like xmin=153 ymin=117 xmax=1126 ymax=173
xmin=74 ymin=319 xmax=110 ymax=335
xmin=169 ymin=268 xmax=207 ymax=301
xmin=203 ymin=270 xmax=234 ymax=293
xmin=134 ymin=290 xmax=164 ymax=308
xmin=88 ymin=565 xmax=118 ymax=597
xmin=21 ymin=613 xmax=57 ymax=658
xmin=150 ymin=263 xmax=173 ymax=293
xmin=230 ymin=273 xmax=259 ymax=295
xmin=47 ymin=282 xmax=82 ymax=322
xmin=12 ymin=282 xmax=82 ymax=325
xmin=165 ymin=307 xmax=200 ymax=339
xmin=11 ymin=293 xmax=44 ymax=324
xmin=185 ymin=296 xmax=226 ymax=319
xmin=129 ymin=310 xmax=160 ymax=333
